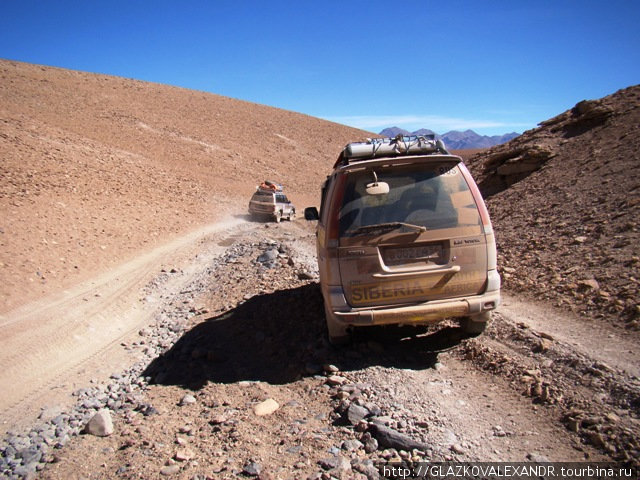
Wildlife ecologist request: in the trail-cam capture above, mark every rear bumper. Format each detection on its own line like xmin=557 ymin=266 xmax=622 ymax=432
xmin=329 ymin=291 xmax=500 ymax=327
xmin=249 ymin=205 xmax=275 ymax=214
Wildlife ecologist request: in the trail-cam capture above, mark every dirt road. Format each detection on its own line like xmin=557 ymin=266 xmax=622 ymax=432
xmin=0 ymin=217 xmax=248 ymax=435
xmin=2 ymin=217 xmax=639 ymax=478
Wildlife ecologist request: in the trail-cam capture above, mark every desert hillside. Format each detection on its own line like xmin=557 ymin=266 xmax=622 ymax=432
xmin=3 ymin=62 xmax=640 ymax=477
xmin=0 ymin=59 xmax=369 ymax=312
xmin=467 ymin=85 xmax=640 ymax=329
xmin=2 ymin=59 xmax=638 ymax=328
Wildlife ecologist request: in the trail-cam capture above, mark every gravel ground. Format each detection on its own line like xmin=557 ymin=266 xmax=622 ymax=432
xmin=3 ymin=219 xmax=637 ymax=479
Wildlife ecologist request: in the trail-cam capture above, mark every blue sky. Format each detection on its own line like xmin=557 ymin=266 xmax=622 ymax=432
xmin=1 ymin=1 xmax=639 ymax=136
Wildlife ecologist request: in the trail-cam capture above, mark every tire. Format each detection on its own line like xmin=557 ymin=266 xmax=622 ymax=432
xmin=288 ymin=209 xmax=296 ymax=221
xmin=460 ymin=312 xmax=491 ymax=335
xmin=274 ymin=210 xmax=282 ymax=223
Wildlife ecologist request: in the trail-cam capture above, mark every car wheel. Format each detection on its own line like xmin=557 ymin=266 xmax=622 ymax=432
xmin=460 ymin=312 xmax=491 ymax=336
xmin=274 ymin=211 xmax=282 ymax=223
xmin=288 ymin=210 xmax=295 ymax=221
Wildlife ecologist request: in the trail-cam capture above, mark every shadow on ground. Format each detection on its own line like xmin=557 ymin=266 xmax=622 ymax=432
xmin=142 ymin=283 xmax=471 ymax=390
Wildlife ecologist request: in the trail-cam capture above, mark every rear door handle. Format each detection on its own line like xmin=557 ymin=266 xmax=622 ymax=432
xmin=372 ymin=265 xmax=461 ymax=279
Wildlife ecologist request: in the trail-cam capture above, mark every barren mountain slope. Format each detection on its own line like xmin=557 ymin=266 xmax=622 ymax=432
xmin=466 ymin=85 xmax=640 ymax=330
xmin=0 ymin=59 xmax=369 ymax=312
xmin=3 ymin=63 xmax=640 ymax=478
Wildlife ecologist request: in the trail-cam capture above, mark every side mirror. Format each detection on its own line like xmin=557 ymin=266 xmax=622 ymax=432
xmin=304 ymin=207 xmax=319 ymax=220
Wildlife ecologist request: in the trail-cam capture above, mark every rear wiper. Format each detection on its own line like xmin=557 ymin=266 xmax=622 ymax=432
xmin=349 ymin=222 xmax=427 ymax=236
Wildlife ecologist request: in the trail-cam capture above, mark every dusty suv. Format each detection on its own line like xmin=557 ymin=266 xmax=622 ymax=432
xmin=249 ymin=181 xmax=296 ymax=223
xmin=305 ymin=135 xmax=500 ymax=344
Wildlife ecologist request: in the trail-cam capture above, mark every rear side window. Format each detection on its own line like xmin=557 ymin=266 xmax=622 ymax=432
xmin=319 ymin=176 xmax=332 ymax=225
xmin=338 ymin=163 xmax=482 ymax=236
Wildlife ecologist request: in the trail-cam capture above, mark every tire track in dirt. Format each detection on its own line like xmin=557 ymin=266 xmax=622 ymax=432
xmin=0 ymin=217 xmax=249 ymax=435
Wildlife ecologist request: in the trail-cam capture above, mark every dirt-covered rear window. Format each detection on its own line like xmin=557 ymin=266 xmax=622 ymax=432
xmin=251 ymin=192 xmax=274 ymax=202
xmin=338 ymin=163 xmax=482 ymax=236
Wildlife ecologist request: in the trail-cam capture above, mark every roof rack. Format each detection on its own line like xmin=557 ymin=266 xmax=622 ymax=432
xmin=257 ymin=180 xmax=283 ymax=192
xmin=335 ymin=134 xmax=450 ymax=167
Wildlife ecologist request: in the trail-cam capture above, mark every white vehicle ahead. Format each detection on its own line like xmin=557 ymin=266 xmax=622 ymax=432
xmin=248 ymin=181 xmax=296 ymax=223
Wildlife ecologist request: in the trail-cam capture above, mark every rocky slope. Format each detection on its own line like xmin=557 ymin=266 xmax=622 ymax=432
xmin=466 ymin=85 xmax=640 ymax=331
xmin=0 ymin=59 xmax=369 ymax=313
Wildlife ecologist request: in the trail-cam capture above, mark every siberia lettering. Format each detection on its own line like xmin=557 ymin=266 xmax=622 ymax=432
xmin=350 ymin=271 xmax=484 ymax=305
xmin=351 ymin=281 xmax=427 ymax=303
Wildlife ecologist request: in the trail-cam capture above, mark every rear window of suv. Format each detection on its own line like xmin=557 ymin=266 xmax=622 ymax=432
xmin=338 ymin=163 xmax=482 ymax=236
xmin=252 ymin=191 xmax=274 ymax=201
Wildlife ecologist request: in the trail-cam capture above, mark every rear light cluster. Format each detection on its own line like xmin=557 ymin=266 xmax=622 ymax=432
xmin=458 ymin=163 xmax=498 ymax=274
xmin=486 ymin=270 xmax=501 ymax=292
xmin=326 ymin=174 xmax=346 ymax=244
xmin=458 ymin=163 xmax=492 ymax=234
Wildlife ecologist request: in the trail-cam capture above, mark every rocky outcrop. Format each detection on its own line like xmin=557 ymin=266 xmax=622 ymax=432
xmin=479 ymin=145 xmax=556 ymax=197
xmin=540 ymin=98 xmax=615 ymax=138
xmin=465 ymin=85 xmax=640 ymax=329
xmin=468 ymin=88 xmax=634 ymax=199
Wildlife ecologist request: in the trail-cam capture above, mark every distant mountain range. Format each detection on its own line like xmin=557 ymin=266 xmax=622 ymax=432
xmin=379 ymin=127 xmax=519 ymax=150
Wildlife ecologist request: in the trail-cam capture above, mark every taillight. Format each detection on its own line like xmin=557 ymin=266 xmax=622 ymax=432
xmin=458 ymin=163 xmax=493 ymax=233
xmin=326 ymin=174 xmax=346 ymax=245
